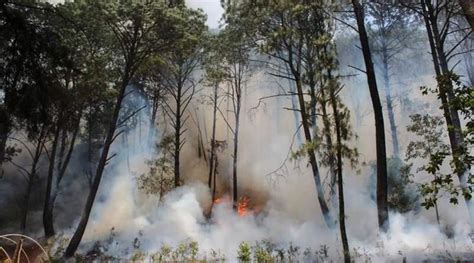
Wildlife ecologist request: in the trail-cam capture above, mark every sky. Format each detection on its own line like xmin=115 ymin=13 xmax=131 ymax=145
xmin=47 ymin=0 xmax=224 ymax=29
xmin=186 ymin=0 xmax=224 ymax=29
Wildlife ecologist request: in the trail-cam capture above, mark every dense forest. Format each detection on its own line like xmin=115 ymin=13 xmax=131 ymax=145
xmin=0 ymin=0 xmax=473 ymax=262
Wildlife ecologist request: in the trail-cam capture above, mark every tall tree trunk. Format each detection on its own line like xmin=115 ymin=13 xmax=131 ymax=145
xmin=329 ymin=80 xmax=350 ymax=263
xmin=284 ymin=62 xmax=303 ymax=146
xmin=381 ymin=47 xmax=400 ymax=158
xmin=208 ymin=83 xmax=218 ymax=189
xmin=352 ymin=0 xmax=389 ymax=232
xmin=174 ymin=81 xmax=182 ymax=188
xmin=148 ymin=94 xmax=159 ymax=144
xmin=44 ymin=114 xmax=81 ymax=238
xmin=232 ymin=94 xmax=241 ymax=210
xmin=21 ymin=126 xmax=47 ymax=232
xmin=57 ymin=130 xmax=67 ymax=175
xmin=459 ymin=0 xmax=474 ymax=31
xmin=422 ymin=0 xmax=473 ymax=219
xmin=21 ymin=175 xmax=34 ymax=233
xmin=295 ymin=76 xmax=333 ymax=227
xmin=0 ymin=106 xmax=9 ymax=173
xmin=423 ymin=0 xmax=458 ymax=171
xmin=309 ymin=79 xmax=317 ymax=129
xmin=86 ymin=113 xmax=95 ymax=187
xmin=43 ymin=123 xmax=61 ymax=237
xmin=427 ymin=3 xmax=463 ymax=142
xmin=319 ymin=78 xmax=338 ymax=209
xmin=64 ymin=68 xmax=131 ymax=258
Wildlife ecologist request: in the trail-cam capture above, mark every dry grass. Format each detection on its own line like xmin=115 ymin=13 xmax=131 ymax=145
xmin=0 ymin=234 xmax=49 ymax=263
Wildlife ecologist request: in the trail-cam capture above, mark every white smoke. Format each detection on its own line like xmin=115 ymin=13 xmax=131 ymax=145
xmin=63 ymin=67 xmax=474 ymax=262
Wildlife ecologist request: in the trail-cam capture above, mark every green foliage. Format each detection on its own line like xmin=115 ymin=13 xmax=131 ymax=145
xmin=408 ymin=73 xmax=473 ymax=209
xmin=130 ymin=250 xmax=147 ymax=262
xmin=237 ymin=242 xmax=251 ymax=262
xmin=173 ymin=240 xmax=200 ymax=261
xmin=252 ymin=240 xmax=276 ymax=262
xmin=139 ymin=135 xmax=175 ymax=197
xmin=369 ymin=158 xmax=419 ymax=213
xmin=406 ymin=113 xmax=472 ymax=209
xmin=151 ymin=244 xmax=172 ymax=262
xmin=150 ymin=240 xmax=200 ymax=262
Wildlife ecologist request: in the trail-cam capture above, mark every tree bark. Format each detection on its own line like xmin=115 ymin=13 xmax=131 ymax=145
xmin=208 ymin=83 xmax=218 ymax=189
xmin=426 ymin=2 xmax=463 ymax=142
xmin=285 ymin=65 xmax=303 ymax=146
xmin=44 ymin=114 xmax=81 ymax=238
xmin=0 ymin=106 xmax=9 ymax=173
xmin=64 ymin=68 xmax=131 ymax=258
xmin=381 ymin=46 xmax=400 ymax=159
xmin=329 ymin=78 xmax=350 ymax=263
xmin=174 ymin=79 xmax=183 ymax=188
xmin=21 ymin=175 xmax=34 ymax=232
xmin=43 ymin=123 xmax=60 ymax=237
xmin=319 ymin=78 xmax=338 ymax=208
xmin=422 ymin=0 xmax=473 ymax=219
xmin=295 ymin=75 xmax=333 ymax=227
xmin=232 ymin=92 xmax=241 ymax=210
xmin=352 ymin=0 xmax=389 ymax=232
xmin=459 ymin=0 xmax=474 ymax=31
xmin=148 ymin=93 xmax=159 ymax=144
xmin=21 ymin=126 xmax=47 ymax=232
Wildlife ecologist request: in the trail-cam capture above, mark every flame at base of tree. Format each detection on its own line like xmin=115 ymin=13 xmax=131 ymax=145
xmin=212 ymin=195 xmax=255 ymax=217
xmin=237 ymin=196 xmax=251 ymax=216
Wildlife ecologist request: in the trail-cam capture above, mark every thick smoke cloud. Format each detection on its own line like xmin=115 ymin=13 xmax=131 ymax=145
xmin=1 ymin=22 xmax=473 ymax=262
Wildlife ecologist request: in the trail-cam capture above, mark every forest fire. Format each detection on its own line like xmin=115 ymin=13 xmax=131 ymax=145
xmin=4 ymin=0 xmax=474 ymax=261
xmin=237 ymin=196 xmax=251 ymax=216
xmin=212 ymin=196 xmax=254 ymax=217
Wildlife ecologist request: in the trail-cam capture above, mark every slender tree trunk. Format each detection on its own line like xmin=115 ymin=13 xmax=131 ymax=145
xmin=423 ymin=0 xmax=458 ymax=169
xmin=352 ymin=0 xmax=389 ymax=232
xmin=329 ymin=80 xmax=350 ymax=263
xmin=422 ymin=0 xmax=473 ymax=219
xmin=309 ymin=82 xmax=317 ymax=129
xmin=319 ymin=78 xmax=337 ymax=208
xmin=44 ymin=115 xmax=81 ymax=238
xmin=434 ymin=200 xmax=441 ymax=225
xmin=21 ymin=126 xmax=47 ymax=232
xmin=381 ymin=47 xmax=400 ymax=159
xmin=87 ymin=113 xmax=94 ymax=187
xmin=208 ymin=155 xmax=219 ymax=215
xmin=21 ymin=176 xmax=34 ymax=233
xmin=232 ymin=95 xmax=241 ymax=210
xmin=464 ymin=51 xmax=474 ymax=87
xmin=459 ymin=0 xmax=474 ymax=31
xmin=0 ymin=106 xmax=8 ymax=171
xmin=57 ymin=130 xmax=67 ymax=175
xmin=294 ymin=76 xmax=333 ymax=227
xmin=64 ymin=67 xmax=131 ymax=258
xmin=284 ymin=62 xmax=303 ymax=146
xmin=174 ymin=81 xmax=182 ymax=188
xmin=43 ymin=123 xmax=61 ymax=237
xmin=148 ymin=94 xmax=159 ymax=144
xmin=208 ymin=83 xmax=218 ymax=189
xmin=427 ymin=3 xmax=463 ymax=141
xmin=212 ymin=157 xmax=218 ymax=202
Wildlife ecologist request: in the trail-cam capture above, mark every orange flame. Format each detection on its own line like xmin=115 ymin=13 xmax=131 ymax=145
xmin=212 ymin=196 xmax=254 ymax=217
xmin=237 ymin=196 xmax=251 ymax=217
xmin=213 ymin=197 xmax=223 ymax=204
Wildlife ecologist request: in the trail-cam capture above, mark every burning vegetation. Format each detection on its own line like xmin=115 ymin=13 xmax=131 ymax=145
xmin=213 ymin=196 xmax=259 ymax=217
xmin=0 ymin=0 xmax=473 ymax=262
